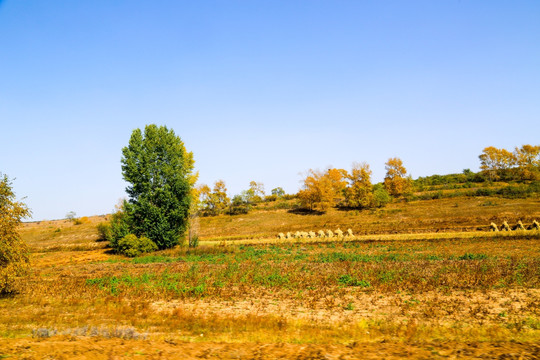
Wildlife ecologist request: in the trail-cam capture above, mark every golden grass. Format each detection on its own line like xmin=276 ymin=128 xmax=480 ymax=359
xmin=4 ymin=196 xmax=539 ymax=358
xmin=199 ymin=197 xmax=540 ymax=240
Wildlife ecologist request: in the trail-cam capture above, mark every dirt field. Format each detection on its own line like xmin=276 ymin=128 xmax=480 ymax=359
xmin=2 ymin=338 xmax=540 ymax=359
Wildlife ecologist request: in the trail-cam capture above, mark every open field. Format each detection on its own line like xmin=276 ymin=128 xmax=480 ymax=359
xmin=199 ymin=196 xmax=540 ymax=240
xmin=2 ymin=196 xmax=540 ymax=358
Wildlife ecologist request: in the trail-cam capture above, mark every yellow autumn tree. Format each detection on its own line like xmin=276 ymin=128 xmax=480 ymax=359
xmin=479 ymin=146 xmax=517 ymax=180
xmin=0 ymin=174 xmax=30 ymax=294
xmin=196 ymin=181 xmax=229 ymax=216
xmin=298 ymin=168 xmax=347 ymax=211
xmin=345 ymin=162 xmax=374 ymax=208
xmin=513 ymin=144 xmax=540 ymax=180
xmin=248 ymin=181 xmax=265 ymax=203
xmin=384 ymin=157 xmax=412 ymax=197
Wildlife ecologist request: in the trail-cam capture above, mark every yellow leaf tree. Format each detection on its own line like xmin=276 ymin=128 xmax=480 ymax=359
xmin=345 ymin=162 xmax=374 ymax=208
xmin=514 ymin=144 xmax=540 ymax=180
xmin=479 ymin=146 xmax=517 ymax=180
xmin=384 ymin=157 xmax=412 ymax=197
xmin=298 ymin=168 xmax=347 ymax=211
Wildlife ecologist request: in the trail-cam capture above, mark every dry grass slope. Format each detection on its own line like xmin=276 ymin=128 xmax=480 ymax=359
xmin=2 ymin=196 xmax=539 ymax=359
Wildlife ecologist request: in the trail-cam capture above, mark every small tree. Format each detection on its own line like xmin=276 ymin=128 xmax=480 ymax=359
xmin=229 ymin=191 xmax=252 ymax=215
xmin=372 ymin=184 xmax=391 ymax=208
xmin=513 ymin=144 xmax=540 ymax=180
xmin=345 ymin=162 xmax=374 ymax=208
xmin=0 ymin=174 xmax=30 ymax=294
xmin=298 ymin=168 xmax=347 ymax=211
xmin=120 ymin=124 xmax=197 ymax=249
xmin=65 ymin=211 xmax=76 ymax=221
xmin=271 ymin=187 xmax=285 ymax=197
xmin=207 ymin=180 xmax=230 ymax=215
xmin=248 ymin=181 xmax=265 ymax=203
xmin=384 ymin=157 xmax=412 ymax=197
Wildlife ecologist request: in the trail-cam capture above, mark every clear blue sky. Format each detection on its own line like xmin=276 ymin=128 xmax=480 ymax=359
xmin=1 ymin=1 xmax=539 ymax=221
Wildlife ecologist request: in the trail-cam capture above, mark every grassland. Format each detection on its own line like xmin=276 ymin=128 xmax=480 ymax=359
xmin=1 ymin=196 xmax=539 ymax=359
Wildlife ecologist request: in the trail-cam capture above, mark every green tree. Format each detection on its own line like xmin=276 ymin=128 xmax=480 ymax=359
xmin=0 ymin=174 xmax=30 ymax=293
xmin=230 ymin=190 xmax=252 ymax=215
xmin=121 ymin=125 xmax=196 ymax=249
xmin=372 ymin=184 xmax=391 ymax=208
xmin=271 ymin=187 xmax=285 ymax=197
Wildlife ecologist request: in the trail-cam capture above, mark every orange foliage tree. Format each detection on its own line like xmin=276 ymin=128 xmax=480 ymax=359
xmin=479 ymin=145 xmax=540 ymax=180
xmin=478 ymin=146 xmax=517 ymax=180
xmin=384 ymin=157 xmax=412 ymax=197
xmin=514 ymin=144 xmax=540 ymax=180
xmin=198 ymin=180 xmax=230 ymax=216
xmin=298 ymin=168 xmax=347 ymax=211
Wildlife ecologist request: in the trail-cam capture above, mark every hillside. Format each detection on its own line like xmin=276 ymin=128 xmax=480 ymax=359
xmin=7 ymin=187 xmax=540 ymax=359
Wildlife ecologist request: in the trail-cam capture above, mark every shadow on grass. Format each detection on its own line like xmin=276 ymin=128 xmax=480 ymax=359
xmin=287 ymin=208 xmax=325 ymax=216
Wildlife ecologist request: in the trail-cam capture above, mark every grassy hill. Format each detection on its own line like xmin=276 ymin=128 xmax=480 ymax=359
xmin=5 ymin=181 xmax=540 ymax=359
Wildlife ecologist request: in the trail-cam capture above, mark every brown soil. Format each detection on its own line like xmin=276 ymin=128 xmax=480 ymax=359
xmin=1 ymin=338 xmax=539 ymax=360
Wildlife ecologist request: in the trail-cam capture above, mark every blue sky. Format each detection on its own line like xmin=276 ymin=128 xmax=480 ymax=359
xmin=1 ymin=1 xmax=539 ymax=220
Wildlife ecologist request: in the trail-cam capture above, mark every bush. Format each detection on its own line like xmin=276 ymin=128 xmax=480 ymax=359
xmin=117 ymin=234 xmax=157 ymax=257
xmin=189 ymin=234 xmax=199 ymax=248
xmin=372 ymin=186 xmax=391 ymax=208
xmin=73 ymin=216 xmax=90 ymax=225
xmin=474 ymin=188 xmax=494 ymax=197
xmin=229 ymin=194 xmax=251 ymax=215
xmin=99 ymin=206 xmax=131 ymax=249
xmin=0 ymin=174 xmax=30 ymax=294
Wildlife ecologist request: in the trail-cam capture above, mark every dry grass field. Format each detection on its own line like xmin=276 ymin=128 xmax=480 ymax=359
xmin=1 ymin=196 xmax=539 ymax=359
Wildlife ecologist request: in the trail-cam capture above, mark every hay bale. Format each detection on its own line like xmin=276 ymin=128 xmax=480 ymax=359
xmin=335 ymin=229 xmax=343 ymax=238
xmin=294 ymin=231 xmax=302 ymax=239
xmin=286 ymin=232 xmax=293 ymax=239
xmin=501 ymin=221 xmax=510 ymax=231
xmin=301 ymin=231 xmax=309 ymax=239
xmin=530 ymin=220 xmax=540 ymax=230
xmin=489 ymin=222 xmax=499 ymax=232
xmin=277 ymin=233 xmax=285 ymax=240
xmin=347 ymin=229 xmax=354 ymax=237
xmin=513 ymin=221 xmax=525 ymax=231
xmin=327 ymin=230 xmax=334 ymax=238
xmin=318 ymin=230 xmax=326 ymax=238
xmin=308 ymin=231 xmax=317 ymax=238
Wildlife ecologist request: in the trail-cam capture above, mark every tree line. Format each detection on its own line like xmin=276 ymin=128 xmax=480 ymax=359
xmin=195 ymin=157 xmax=413 ymax=215
xmin=479 ymin=145 xmax=540 ymax=181
xmin=195 ymin=144 xmax=539 ymax=215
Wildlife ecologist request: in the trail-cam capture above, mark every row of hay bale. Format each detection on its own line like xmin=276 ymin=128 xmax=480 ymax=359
xmin=489 ymin=220 xmax=539 ymax=232
xmin=277 ymin=229 xmax=355 ymax=240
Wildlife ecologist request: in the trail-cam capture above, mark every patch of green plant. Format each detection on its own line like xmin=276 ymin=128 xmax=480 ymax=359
xmin=458 ymin=253 xmax=488 ymax=260
xmin=337 ymin=274 xmax=371 ymax=287
xmin=131 ymin=255 xmax=176 ymax=264
xmin=117 ymin=234 xmax=158 ymax=257
xmin=253 ymin=272 xmax=290 ymax=287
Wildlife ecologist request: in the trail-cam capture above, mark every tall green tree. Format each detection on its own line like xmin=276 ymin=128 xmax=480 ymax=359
xmin=121 ymin=125 xmax=196 ymax=249
xmin=0 ymin=174 xmax=30 ymax=293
